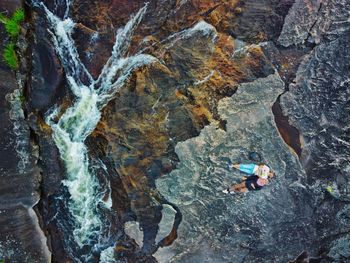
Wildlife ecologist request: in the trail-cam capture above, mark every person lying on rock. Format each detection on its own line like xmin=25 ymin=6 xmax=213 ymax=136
xmin=222 ymin=163 xmax=275 ymax=194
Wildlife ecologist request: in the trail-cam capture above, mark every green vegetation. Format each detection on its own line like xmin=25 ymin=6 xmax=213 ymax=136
xmin=3 ymin=43 xmax=18 ymax=69
xmin=326 ymin=185 xmax=333 ymax=194
xmin=0 ymin=8 xmax=25 ymax=70
xmin=0 ymin=9 xmax=24 ymax=39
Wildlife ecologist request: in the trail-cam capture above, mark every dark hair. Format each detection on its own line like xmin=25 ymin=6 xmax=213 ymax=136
xmin=248 ymin=151 xmax=262 ymax=162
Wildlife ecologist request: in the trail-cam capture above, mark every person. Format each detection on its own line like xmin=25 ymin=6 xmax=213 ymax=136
xmin=232 ymin=163 xmax=271 ymax=179
xmin=222 ymin=163 xmax=275 ymax=194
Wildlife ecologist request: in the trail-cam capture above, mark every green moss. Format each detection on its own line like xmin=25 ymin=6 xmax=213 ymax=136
xmin=5 ymin=19 xmax=21 ymax=38
xmin=0 ymin=12 xmax=6 ymax=22
xmin=0 ymin=8 xmax=25 ymax=69
xmin=326 ymin=185 xmax=333 ymax=193
xmin=0 ymin=9 xmax=24 ymax=39
xmin=12 ymin=8 xmax=25 ymax=23
xmin=3 ymin=43 xmax=18 ymax=70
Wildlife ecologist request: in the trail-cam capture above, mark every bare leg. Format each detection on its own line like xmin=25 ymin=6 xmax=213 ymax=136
xmin=233 ymin=164 xmax=240 ymax=170
xmin=237 ymin=186 xmax=248 ymax=193
xmin=229 ymin=181 xmax=248 ymax=193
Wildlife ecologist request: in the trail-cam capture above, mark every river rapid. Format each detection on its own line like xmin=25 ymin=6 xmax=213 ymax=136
xmin=33 ymin=0 xmax=156 ymax=261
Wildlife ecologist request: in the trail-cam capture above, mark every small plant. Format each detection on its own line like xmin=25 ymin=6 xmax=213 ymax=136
xmin=0 ymin=8 xmax=25 ymax=39
xmin=0 ymin=8 xmax=25 ymax=70
xmin=326 ymin=185 xmax=333 ymax=194
xmin=3 ymin=43 xmax=18 ymax=69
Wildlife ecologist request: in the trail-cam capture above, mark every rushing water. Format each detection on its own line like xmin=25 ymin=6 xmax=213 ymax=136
xmin=34 ymin=0 xmax=156 ymax=257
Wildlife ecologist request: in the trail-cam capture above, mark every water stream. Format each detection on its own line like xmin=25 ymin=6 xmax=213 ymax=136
xmin=34 ymin=0 xmax=156 ymax=259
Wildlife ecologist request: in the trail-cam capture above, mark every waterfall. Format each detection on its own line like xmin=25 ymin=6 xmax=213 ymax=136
xmin=36 ymin=0 xmax=156 ymax=253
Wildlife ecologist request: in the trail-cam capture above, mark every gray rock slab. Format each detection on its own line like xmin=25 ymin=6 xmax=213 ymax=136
xmin=309 ymin=0 xmax=350 ymax=44
xmin=280 ymin=27 xmax=350 ymax=262
xmin=156 ymin=72 xmax=316 ymax=262
xmin=278 ymin=0 xmax=350 ymax=46
xmin=124 ymin=221 xmax=143 ymax=248
xmin=156 ymin=204 xmax=176 ymax=244
xmin=0 ymin=206 xmax=51 ymax=262
xmin=278 ymin=0 xmax=322 ymax=46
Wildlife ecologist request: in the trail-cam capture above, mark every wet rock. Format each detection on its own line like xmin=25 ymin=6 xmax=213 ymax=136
xmin=27 ymin=12 xmax=64 ymax=112
xmin=0 ymin=206 xmax=50 ymax=262
xmin=0 ymin=70 xmax=25 ymax=174
xmin=288 ymin=251 xmax=321 ymax=263
xmin=290 ymin=251 xmax=309 ymax=263
xmin=0 ymin=2 xmax=50 ymax=262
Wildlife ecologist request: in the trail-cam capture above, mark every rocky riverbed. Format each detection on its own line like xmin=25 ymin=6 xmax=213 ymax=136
xmin=0 ymin=0 xmax=349 ymax=262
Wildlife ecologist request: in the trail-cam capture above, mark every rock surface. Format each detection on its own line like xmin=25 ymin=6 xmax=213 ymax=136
xmin=1 ymin=0 xmax=349 ymax=262
xmin=280 ymin=13 xmax=350 ymax=263
xmin=156 ymin=73 xmax=316 ymax=262
xmin=278 ymin=0 xmax=322 ymax=47
xmin=0 ymin=2 xmax=50 ymax=262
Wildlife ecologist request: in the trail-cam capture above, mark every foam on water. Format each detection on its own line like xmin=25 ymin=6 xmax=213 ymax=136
xmin=37 ymin=0 xmax=156 ymax=252
xmin=99 ymin=246 xmax=117 ymax=263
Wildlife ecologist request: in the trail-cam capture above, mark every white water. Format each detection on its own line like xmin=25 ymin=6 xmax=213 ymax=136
xmin=39 ymin=1 xmax=156 ymax=249
xmin=99 ymin=246 xmax=117 ymax=263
